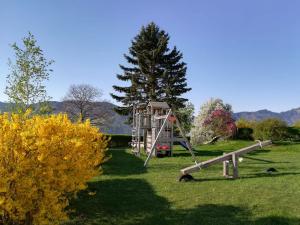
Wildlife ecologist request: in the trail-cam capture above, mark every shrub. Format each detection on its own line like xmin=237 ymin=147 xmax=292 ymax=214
xmin=293 ymin=120 xmax=300 ymax=128
xmin=235 ymin=118 xmax=256 ymax=140
xmin=236 ymin=118 xmax=256 ymax=129
xmin=0 ymin=112 xmax=108 ymax=225
xmin=284 ymin=127 xmax=300 ymax=141
xmin=253 ymin=118 xmax=287 ymax=141
xmin=108 ymin=134 xmax=132 ymax=147
xmin=236 ymin=128 xmax=254 ymax=140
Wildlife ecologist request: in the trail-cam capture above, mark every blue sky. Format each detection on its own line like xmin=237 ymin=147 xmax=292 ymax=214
xmin=0 ymin=0 xmax=299 ymax=113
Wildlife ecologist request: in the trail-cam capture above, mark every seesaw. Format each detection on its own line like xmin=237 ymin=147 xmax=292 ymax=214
xmin=179 ymin=140 xmax=272 ymax=181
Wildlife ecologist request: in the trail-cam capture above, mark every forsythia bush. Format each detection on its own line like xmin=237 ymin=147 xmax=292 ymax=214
xmin=0 ymin=112 xmax=108 ymax=225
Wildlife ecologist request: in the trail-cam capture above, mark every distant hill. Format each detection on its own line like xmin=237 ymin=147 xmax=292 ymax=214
xmin=233 ymin=108 xmax=300 ymax=125
xmin=1 ymin=101 xmax=299 ymax=131
xmin=0 ymin=101 xmax=131 ymax=134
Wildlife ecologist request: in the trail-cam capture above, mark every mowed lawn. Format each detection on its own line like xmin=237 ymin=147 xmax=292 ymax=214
xmin=66 ymin=141 xmax=300 ymax=225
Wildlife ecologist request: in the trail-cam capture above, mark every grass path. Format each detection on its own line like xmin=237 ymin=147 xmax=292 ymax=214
xmin=66 ymin=141 xmax=300 ymax=225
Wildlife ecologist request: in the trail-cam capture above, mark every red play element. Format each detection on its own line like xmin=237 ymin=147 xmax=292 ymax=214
xmin=156 ymin=144 xmax=170 ymax=151
xmin=168 ymin=115 xmax=176 ymax=123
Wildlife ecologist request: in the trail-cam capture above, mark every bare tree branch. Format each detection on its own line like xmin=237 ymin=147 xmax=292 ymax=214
xmin=63 ymin=84 xmax=112 ymax=127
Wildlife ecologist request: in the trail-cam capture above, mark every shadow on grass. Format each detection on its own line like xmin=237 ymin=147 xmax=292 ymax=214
xmin=273 ymin=141 xmax=300 ymax=146
xmin=242 ymin=172 xmax=300 ymax=179
xmin=172 ymin=149 xmax=224 ymax=157
xmin=173 ymin=146 xmax=271 ymax=159
xmin=191 ymin=172 xmax=300 ymax=183
xmin=66 ymin=178 xmax=300 ymax=225
xmin=67 ymin=179 xmax=171 ymax=225
xmin=103 ymin=150 xmax=146 ymax=176
xmin=243 ymin=156 xmax=275 ymax=163
xmin=247 ymin=149 xmax=271 ymax=155
xmin=243 ymin=156 xmax=291 ymax=164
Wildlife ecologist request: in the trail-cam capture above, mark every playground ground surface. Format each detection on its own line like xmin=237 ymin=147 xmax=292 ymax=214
xmin=66 ymin=140 xmax=300 ymax=225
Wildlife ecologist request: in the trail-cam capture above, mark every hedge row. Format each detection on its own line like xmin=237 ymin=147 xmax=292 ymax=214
xmin=106 ymin=134 xmax=192 ymax=148
xmin=106 ymin=134 xmax=132 ymax=148
xmin=236 ymin=126 xmax=300 ymax=141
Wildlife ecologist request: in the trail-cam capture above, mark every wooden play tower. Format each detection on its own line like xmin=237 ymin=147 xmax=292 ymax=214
xmin=131 ymin=101 xmax=196 ymax=166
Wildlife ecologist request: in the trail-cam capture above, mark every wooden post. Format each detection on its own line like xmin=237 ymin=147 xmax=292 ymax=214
xmin=137 ymin=113 xmax=141 ymax=156
xmin=223 ymin=153 xmax=229 ymax=177
xmin=170 ymin=121 xmax=174 ymax=156
xmin=232 ymin=153 xmax=238 ymax=179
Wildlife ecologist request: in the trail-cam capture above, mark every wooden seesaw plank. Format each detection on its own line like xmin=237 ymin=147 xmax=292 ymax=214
xmin=180 ymin=140 xmax=272 ymax=175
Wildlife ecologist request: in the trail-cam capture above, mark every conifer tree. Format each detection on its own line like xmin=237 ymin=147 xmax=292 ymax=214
xmin=111 ymin=22 xmax=191 ymax=116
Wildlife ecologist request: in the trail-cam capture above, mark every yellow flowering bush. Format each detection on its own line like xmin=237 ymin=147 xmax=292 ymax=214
xmin=0 ymin=112 xmax=108 ymax=225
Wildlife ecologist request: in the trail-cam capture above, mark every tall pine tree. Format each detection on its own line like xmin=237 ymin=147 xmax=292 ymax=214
xmin=111 ymin=22 xmax=191 ymax=116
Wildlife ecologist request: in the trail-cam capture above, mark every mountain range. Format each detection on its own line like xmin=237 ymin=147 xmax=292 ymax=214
xmin=0 ymin=101 xmax=299 ymax=134
xmin=233 ymin=108 xmax=300 ymax=125
xmin=0 ymin=101 xmax=131 ymax=134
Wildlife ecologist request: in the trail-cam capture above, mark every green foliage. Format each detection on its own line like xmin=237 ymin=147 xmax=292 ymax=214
xmin=293 ymin=120 xmax=300 ymax=128
xmin=5 ymin=32 xmax=54 ymax=114
xmin=236 ymin=128 xmax=254 ymax=140
xmin=236 ymin=118 xmax=255 ymax=140
xmin=237 ymin=118 xmax=300 ymax=141
xmin=111 ymin=22 xmax=191 ymax=116
xmin=175 ymin=102 xmax=194 ymax=134
xmin=284 ymin=127 xmax=300 ymax=141
xmin=108 ymin=134 xmax=131 ymax=147
xmin=253 ymin=118 xmax=287 ymax=141
xmin=236 ymin=118 xmax=255 ymax=129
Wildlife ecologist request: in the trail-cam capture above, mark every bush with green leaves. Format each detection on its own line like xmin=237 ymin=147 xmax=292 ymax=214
xmin=293 ymin=120 xmax=300 ymax=128
xmin=236 ymin=128 xmax=254 ymax=140
xmin=108 ymin=134 xmax=131 ymax=147
xmin=284 ymin=127 xmax=300 ymax=141
xmin=175 ymin=102 xmax=195 ymax=134
xmin=235 ymin=118 xmax=256 ymax=140
xmin=253 ymin=118 xmax=287 ymax=141
xmin=236 ymin=118 xmax=256 ymax=129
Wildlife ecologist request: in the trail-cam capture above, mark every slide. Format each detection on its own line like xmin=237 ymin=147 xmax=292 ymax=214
xmin=179 ymin=141 xmax=189 ymax=151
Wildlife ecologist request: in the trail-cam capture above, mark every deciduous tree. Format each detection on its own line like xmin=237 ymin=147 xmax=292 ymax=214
xmin=63 ymin=84 xmax=112 ymax=127
xmin=5 ymin=32 xmax=53 ymax=114
xmin=191 ymin=98 xmax=234 ymax=144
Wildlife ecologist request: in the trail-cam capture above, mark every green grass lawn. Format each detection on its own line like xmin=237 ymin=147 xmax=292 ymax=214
xmin=66 ymin=140 xmax=300 ymax=225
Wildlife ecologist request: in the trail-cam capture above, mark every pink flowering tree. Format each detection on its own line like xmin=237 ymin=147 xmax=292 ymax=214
xmin=191 ymin=98 xmax=236 ymax=145
xmin=203 ymin=109 xmax=237 ymax=138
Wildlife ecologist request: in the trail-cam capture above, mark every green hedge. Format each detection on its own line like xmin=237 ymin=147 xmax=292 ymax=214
xmin=106 ymin=134 xmax=132 ymax=148
xmin=284 ymin=127 xmax=300 ymax=141
xmin=236 ymin=128 xmax=254 ymax=140
xmin=106 ymin=134 xmax=192 ymax=148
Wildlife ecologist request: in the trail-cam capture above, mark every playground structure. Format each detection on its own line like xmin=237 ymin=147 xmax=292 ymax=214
xmin=180 ymin=140 xmax=272 ymax=181
xmin=131 ymin=101 xmax=196 ymax=166
xmin=131 ymin=101 xmax=273 ymax=180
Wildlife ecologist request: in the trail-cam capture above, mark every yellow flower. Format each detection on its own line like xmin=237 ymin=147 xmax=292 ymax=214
xmin=0 ymin=112 xmax=108 ymax=225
